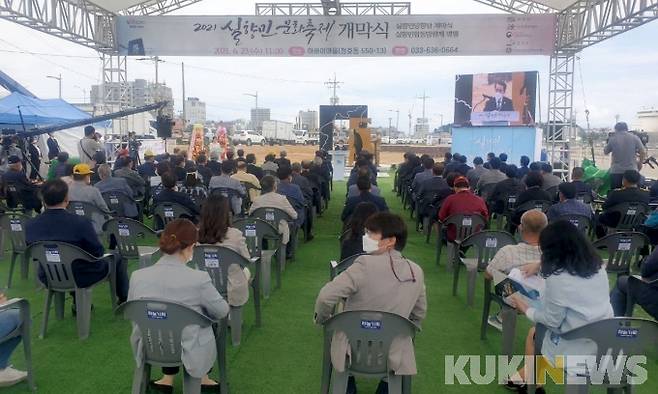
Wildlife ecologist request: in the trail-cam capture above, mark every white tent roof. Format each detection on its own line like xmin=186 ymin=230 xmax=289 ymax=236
xmin=533 ymin=0 xmax=577 ymax=10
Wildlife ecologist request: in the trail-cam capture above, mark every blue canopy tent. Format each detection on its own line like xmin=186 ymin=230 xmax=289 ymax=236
xmin=0 ymin=92 xmax=91 ymax=128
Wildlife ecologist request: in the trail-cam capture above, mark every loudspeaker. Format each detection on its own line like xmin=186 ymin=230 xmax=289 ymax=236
xmin=156 ymin=115 xmax=173 ymax=139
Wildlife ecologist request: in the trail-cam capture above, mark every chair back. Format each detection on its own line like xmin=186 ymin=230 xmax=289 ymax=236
xmin=101 ymin=191 xmax=134 ymax=218
xmin=554 ymin=214 xmax=593 ymax=234
xmin=560 ymin=317 xmax=658 ymax=379
xmin=442 ymin=213 xmax=487 ymax=242
xmin=191 ymin=245 xmax=249 ymax=298
xmin=516 ymin=200 xmax=552 ymax=214
xmin=503 ymin=194 xmax=519 ymax=213
xmin=116 ymin=299 xmax=214 ymax=367
xmin=250 ymin=206 xmax=293 ymax=229
xmin=3 ymin=183 xmax=23 ymax=209
xmin=330 ymin=253 xmax=366 ymax=280
xmin=26 ymin=241 xmax=101 ymax=291
xmin=576 ymin=192 xmax=593 ymax=204
xmin=593 ymin=232 xmax=648 ymax=275
xmin=240 ymin=182 xmax=260 ymax=211
xmin=153 ymin=202 xmax=194 ymax=230
xmin=67 ymin=200 xmax=111 ymax=222
xmin=103 ymin=217 xmax=159 ymax=260
xmin=323 ymin=311 xmax=417 ymax=376
xmin=477 ymin=183 xmax=496 ymax=199
xmin=607 ymin=202 xmax=650 ymax=231
xmin=545 ymin=185 xmax=559 ymax=200
xmin=0 ymin=212 xmax=30 ymax=253
xmin=460 ymin=230 xmax=516 ymax=271
xmin=233 ymin=218 xmax=280 ymax=257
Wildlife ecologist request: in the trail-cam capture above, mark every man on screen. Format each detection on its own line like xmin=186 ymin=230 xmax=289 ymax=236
xmin=484 ymin=81 xmax=514 ymax=112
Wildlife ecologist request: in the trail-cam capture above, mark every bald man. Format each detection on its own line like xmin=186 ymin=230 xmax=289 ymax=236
xmin=485 ymin=210 xmax=547 ymax=278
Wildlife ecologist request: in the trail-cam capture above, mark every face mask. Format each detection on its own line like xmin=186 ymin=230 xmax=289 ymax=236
xmin=495 ymin=92 xmax=503 ymax=101
xmin=362 ymin=234 xmax=381 ymax=254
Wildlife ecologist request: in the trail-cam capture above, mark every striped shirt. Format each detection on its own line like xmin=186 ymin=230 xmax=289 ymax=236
xmin=486 ymin=243 xmax=541 ymax=276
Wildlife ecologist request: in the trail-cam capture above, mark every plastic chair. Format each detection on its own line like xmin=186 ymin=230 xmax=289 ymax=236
xmin=515 ymin=200 xmax=553 ymax=215
xmin=0 ymin=213 xmax=30 ymax=288
xmin=320 ymin=311 xmax=418 ymax=394
xmin=495 ymin=194 xmax=519 ymax=230
xmin=329 ymin=253 xmax=366 ymax=280
xmin=101 ymin=190 xmax=139 ymax=219
xmin=152 ymin=202 xmax=195 ymax=231
xmin=528 ymin=318 xmax=658 ymax=394
xmin=250 ymin=206 xmax=292 ymax=275
xmin=625 ymin=275 xmax=658 ymax=317
xmin=593 ymin=232 xmax=648 ymax=277
xmin=575 ymin=192 xmax=593 ymax=204
xmin=0 ymin=298 xmax=35 ymax=391
xmin=553 ymin=214 xmax=593 ymax=235
xmin=67 ymin=200 xmax=113 ymax=223
xmin=210 ymin=187 xmax=243 ymax=215
xmin=191 ymin=245 xmax=261 ymax=346
xmin=436 ymin=213 xmax=487 ymax=269
xmin=103 ymin=218 xmax=160 ymax=268
xmin=26 ymin=241 xmax=117 ymax=340
xmin=454 ymin=231 xmax=516 ymax=307
xmin=545 ymin=185 xmax=559 ymax=200
xmin=480 ymin=276 xmax=521 ymax=358
xmin=605 ymin=202 xmax=650 ymax=231
xmin=233 ymin=218 xmax=281 ymax=299
xmin=116 ymin=299 xmax=227 ymax=394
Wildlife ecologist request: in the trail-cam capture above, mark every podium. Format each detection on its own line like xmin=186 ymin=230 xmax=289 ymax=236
xmin=331 ymin=150 xmax=348 ymax=181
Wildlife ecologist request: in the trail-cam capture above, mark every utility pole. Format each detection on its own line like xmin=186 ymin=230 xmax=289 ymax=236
xmin=325 ymin=73 xmax=343 ymax=105
xmin=416 ymin=91 xmax=430 ymax=122
xmin=408 ymin=110 xmax=412 ymax=136
xmin=47 ymin=73 xmax=62 ymax=99
xmin=181 ymin=62 xmax=186 ymax=122
xmin=244 ymin=92 xmax=258 ymax=109
xmin=388 ymin=117 xmax=392 ymax=136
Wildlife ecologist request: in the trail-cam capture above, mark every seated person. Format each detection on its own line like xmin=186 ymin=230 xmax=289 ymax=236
xmin=314 ymin=213 xmax=426 ymax=393
xmin=94 ymin=164 xmax=138 ymax=218
xmin=179 ymin=171 xmax=208 ymax=209
xmin=340 ymin=202 xmax=379 ymax=261
xmin=540 ymin=163 xmax=562 ymax=191
xmin=570 ymin=167 xmax=593 ymax=197
xmin=245 ymin=153 xmax=264 ymax=180
xmin=249 ymin=175 xmax=298 ymax=245
xmin=1 ymin=155 xmax=42 ymax=213
xmin=195 ymin=155 xmax=213 ymax=188
xmin=438 ymin=176 xmax=489 ymax=241
xmin=198 ymin=195 xmax=251 ymax=308
xmin=26 ymin=180 xmax=128 ymax=303
xmin=231 ymin=161 xmax=261 ymax=204
xmin=415 ymin=164 xmax=452 ymax=220
xmin=341 ymin=176 xmax=388 ymax=222
xmin=411 ymin=156 xmax=434 ymax=193
xmin=476 ymin=157 xmax=506 ymax=199
xmin=546 ymin=182 xmax=592 ymax=222
xmin=209 ymin=161 xmax=246 ymax=216
xmin=53 ymin=152 xmax=70 ymax=178
xmin=610 ymin=246 xmax=658 ymax=319
xmin=153 ymin=172 xmax=200 ymax=219
xmin=347 ymin=168 xmax=380 ymax=198
xmin=261 ymin=154 xmax=279 ymax=175
xmin=114 ymin=156 xmax=146 ymax=198
xmin=276 ymin=166 xmax=306 ymax=228
xmin=0 ymin=291 xmax=28 ymax=387
xmin=128 ymin=219 xmax=229 ymax=392
xmin=467 ymin=156 xmax=487 ymax=188
xmin=511 ymin=171 xmax=553 ymax=228
xmin=488 ymin=164 xmax=525 ymax=215
xmin=347 ymin=158 xmax=377 ymax=188
xmin=137 ymin=150 xmax=157 ymax=179
xmin=598 ymin=170 xmax=650 ymax=233
xmin=506 ymin=221 xmax=613 ymax=392
xmin=68 ymin=163 xmax=110 ymax=234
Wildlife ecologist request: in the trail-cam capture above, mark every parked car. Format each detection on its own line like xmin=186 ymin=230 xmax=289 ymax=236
xmin=232 ymin=130 xmax=266 ymax=146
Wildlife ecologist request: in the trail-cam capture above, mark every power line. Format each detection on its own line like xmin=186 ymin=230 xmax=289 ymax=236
xmin=324 ymin=73 xmax=343 ymax=105
xmin=0 ymin=48 xmax=98 ymax=59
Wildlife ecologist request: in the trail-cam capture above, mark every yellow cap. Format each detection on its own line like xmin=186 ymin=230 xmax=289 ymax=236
xmin=144 ymin=150 xmax=155 ymax=157
xmin=73 ymin=163 xmax=94 ymax=175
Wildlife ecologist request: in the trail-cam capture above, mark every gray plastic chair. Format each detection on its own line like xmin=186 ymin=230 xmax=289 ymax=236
xmin=250 ymin=207 xmax=292 ymax=278
xmin=0 ymin=213 xmax=30 ymax=288
xmin=436 ymin=213 xmax=487 ymax=269
xmin=329 ymin=253 xmax=366 ymax=280
xmin=103 ymin=218 xmax=160 ymax=268
xmin=495 ymin=193 xmax=519 ymax=229
xmin=116 ymin=299 xmax=227 ymax=394
xmin=593 ymin=232 xmax=648 ymax=277
xmin=528 ymin=318 xmax=658 ymax=394
xmin=320 ymin=310 xmax=418 ymax=394
xmin=66 ymin=200 xmax=113 ymax=223
xmin=552 ymin=213 xmax=593 ymax=235
xmin=480 ymin=277 xmax=520 ymax=358
xmin=605 ymin=202 xmax=650 ymax=231
xmin=152 ymin=202 xmax=195 ymax=231
xmin=233 ymin=218 xmax=281 ymax=299
xmin=101 ymin=190 xmax=139 ymax=219
xmin=454 ymin=231 xmax=516 ymax=307
xmin=515 ymin=199 xmax=553 ymax=215
xmin=26 ymin=241 xmax=117 ymax=340
xmin=0 ymin=298 xmax=35 ymax=391
xmin=191 ymin=245 xmax=261 ymax=346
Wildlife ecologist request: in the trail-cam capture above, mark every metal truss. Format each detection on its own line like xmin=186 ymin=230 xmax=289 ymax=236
xmin=120 ymin=0 xmax=205 ymax=16
xmin=472 ymin=0 xmax=557 ymax=14
xmin=546 ymin=50 xmax=576 ymax=179
xmin=557 ymin=0 xmax=658 ymax=51
xmin=255 ymin=2 xmax=411 ymax=16
xmin=0 ymin=0 xmax=115 ymax=52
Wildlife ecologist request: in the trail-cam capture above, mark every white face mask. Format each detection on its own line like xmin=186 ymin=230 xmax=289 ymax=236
xmin=362 ymin=234 xmax=381 ymax=254
xmin=495 ymin=92 xmax=503 ymax=101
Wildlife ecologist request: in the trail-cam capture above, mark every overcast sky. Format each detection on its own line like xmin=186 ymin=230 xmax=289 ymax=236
xmin=1 ymin=0 xmax=657 ymax=132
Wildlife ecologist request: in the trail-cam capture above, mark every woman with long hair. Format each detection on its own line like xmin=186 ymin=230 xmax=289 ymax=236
xmin=198 ymin=195 xmax=251 ymax=307
xmin=340 ymin=202 xmax=378 ymax=261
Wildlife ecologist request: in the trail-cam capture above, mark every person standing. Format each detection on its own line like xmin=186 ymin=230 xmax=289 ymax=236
xmin=78 ymin=125 xmax=103 ymax=166
xmin=604 ymin=122 xmax=646 ymax=189
xmin=27 ymin=137 xmax=42 ymax=181
xmin=46 ymin=133 xmax=61 ymax=162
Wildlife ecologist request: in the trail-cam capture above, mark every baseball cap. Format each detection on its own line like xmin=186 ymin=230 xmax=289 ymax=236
xmin=454 ymin=176 xmax=470 ymax=188
xmin=7 ymin=155 xmax=21 ymax=164
xmin=73 ymin=163 xmax=94 ymax=175
xmin=144 ymin=150 xmax=155 ymax=157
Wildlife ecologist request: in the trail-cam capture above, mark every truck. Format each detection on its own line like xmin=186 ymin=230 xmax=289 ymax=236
xmin=262 ymin=120 xmax=295 ymax=145
xmin=294 ymin=129 xmax=318 ymax=145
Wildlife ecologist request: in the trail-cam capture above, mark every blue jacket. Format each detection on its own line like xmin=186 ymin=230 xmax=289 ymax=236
xmin=341 ymin=192 xmax=388 ymax=221
xmin=277 ymin=181 xmax=306 ymax=226
xmin=546 ymin=199 xmax=592 ymax=222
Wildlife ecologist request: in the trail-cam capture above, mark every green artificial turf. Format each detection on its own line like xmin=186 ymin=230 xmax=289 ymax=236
xmin=0 ymin=178 xmax=656 ymax=393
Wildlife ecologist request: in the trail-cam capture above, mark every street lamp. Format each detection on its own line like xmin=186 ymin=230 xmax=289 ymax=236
xmin=46 ymin=74 xmax=62 ymax=99
xmin=244 ymin=92 xmax=259 ymax=129
xmin=73 ymin=85 xmax=87 ymax=103
xmin=244 ymin=92 xmax=258 ymax=109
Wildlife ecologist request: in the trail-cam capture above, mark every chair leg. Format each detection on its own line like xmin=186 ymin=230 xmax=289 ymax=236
xmin=7 ymin=252 xmax=18 ymax=288
xmin=261 ymin=250 xmax=273 ymax=299
xmin=20 ymin=303 xmax=36 ymax=391
xmin=402 ymin=375 xmax=412 ymax=394
xmin=40 ymin=290 xmax=54 ymax=339
xmin=229 ymin=306 xmax=242 ymax=347
xmin=131 ymin=363 xmax=150 ymax=394
xmin=330 ymin=368 xmax=349 ymax=394
xmin=74 ymin=288 xmax=93 ymax=340
xmin=54 ymin=292 xmax=65 ymax=320
xmin=320 ymin=334 xmax=332 ymax=394
xmin=182 ymin=369 xmax=202 ymax=394
xmin=435 ymin=227 xmax=443 ymax=266
xmin=501 ymin=305 xmax=518 ymax=358
xmin=466 ymin=269 xmax=478 ymax=307
xmin=388 ymin=372 xmax=403 ymax=394
xmin=276 ymin=245 xmax=285 ymax=289
xmin=452 ymin=262 xmax=461 ymax=296
xmin=252 ymin=262 xmax=262 ymax=328
xmin=218 ymin=319 xmax=229 ymax=394
xmin=480 ymin=292 xmax=492 ymax=340
xmin=445 ymin=243 xmax=455 ymax=273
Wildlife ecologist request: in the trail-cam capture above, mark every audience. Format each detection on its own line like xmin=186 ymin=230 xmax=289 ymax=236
xmin=179 ymin=171 xmax=208 ymax=209
xmin=466 ymin=156 xmax=487 ymax=188
xmin=488 ymin=164 xmax=525 ymax=215
xmin=315 ymin=212 xmax=426 ymax=394
xmin=546 ymin=182 xmax=592 ymax=222
xmin=506 ymin=221 xmax=613 ymax=391
xmin=341 ymin=176 xmax=388 ymax=222
xmin=198 ymin=195 xmax=251 ymax=308
xmin=209 ymin=160 xmax=246 ymax=216
xmin=275 ymin=150 xmax=291 ymax=168
xmin=476 ymin=157 xmax=506 ymax=198
xmin=517 ymin=155 xmax=530 ymax=179
xmin=54 ymin=152 xmax=70 ymax=178
xmin=598 ymin=170 xmax=649 ymax=234
xmin=438 ymin=176 xmax=488 ymax=241
xmin=94 ymin=164 xmax=138 ymax=218
xmin=540 ymin=163 xmax=561 ymax=191
xmin=340 ymin=202 xmax=379 ymax=261
xmin=262 ymin=154 xmax=279 ymax=175
xmin=114 ymin=156 xmax=146 ymax=198
xmin=207 ymin=151 xmax=222 ymax=176
xmin=231 ymin=161 xmax=261 ymax=204
xmin=128 ymin=218 xmax=228 ymax=391
xmin=137 ymin=151 xmax=157 ymax=179
xmin=249 ymin=175 xmax=297 ymax=246
xmin=610 ymin=246 xmax=658 ymax=319
xmin=1 ymin=155 xmax=42 ymax=213
xmin=153 ymin=172 xmax=200 ymax=218
xmin=570 ymin=166 xmax=593 ymax=196
xmin=245 ymin=153 xmax=264 ymax=180
xmin=411 ymin=156 xmax=434 ymax=192
xmin=68 ymin=163 xmax=110 ymax=234
xmin=195 ymin=155 xmax=213 ymax=188
xmin=276 ymin=166 xmax=306 ymax=231
xmin=511 ymin=171 xmax=552 ymax=229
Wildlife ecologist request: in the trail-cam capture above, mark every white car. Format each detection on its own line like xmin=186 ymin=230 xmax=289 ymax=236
xmin=232 ymin=130 xmax=266 ymax=146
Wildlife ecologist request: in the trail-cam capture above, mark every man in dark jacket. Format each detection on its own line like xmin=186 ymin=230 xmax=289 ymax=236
xmin=598 ymin=170 xmax=649 ymax=233
xmin=153 ymin=172 xmax=200 ymax=218
xmin=246 ymin=153 xmax=264 ymax=180
xmin=488 ymin=164 xmax=525 ymax=215
xmin=25 ymin=179 xmax=128 ymax=303
xmin=1 ymin=156 xmax=42 ymax=213
xmin=341 ymin=176 xmax=388 ymax=222
xmin=611 ymin=246 xmax=658 ymax=319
